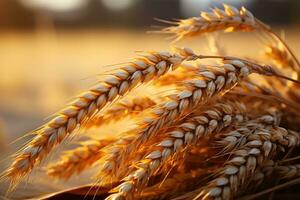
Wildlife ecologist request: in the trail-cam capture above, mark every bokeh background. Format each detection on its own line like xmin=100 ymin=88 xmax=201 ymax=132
xmin=0 ymin=0 xmax=300 ymax=198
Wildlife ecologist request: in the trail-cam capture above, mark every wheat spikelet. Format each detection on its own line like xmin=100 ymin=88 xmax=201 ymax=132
xmin=245 ymin=159 xmax=275 ymax=192
xmin=5 ymin=50 xmax=191 ymax=188
xmin=47 ymin=138 xmax=115 ymax=180
xmin=215 ymin=114 xmax=281 ymax=152
xmin=160 ymin=4 xmax=257 ymax=41
xmin=218 ymin=124 xmax=300 ymax=155
xmin=83 ymin=96 xmax=156 ymax=129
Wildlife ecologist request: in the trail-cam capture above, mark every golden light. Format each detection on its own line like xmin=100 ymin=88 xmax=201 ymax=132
xmin=19 ymin=0 xmax=88 ymax=12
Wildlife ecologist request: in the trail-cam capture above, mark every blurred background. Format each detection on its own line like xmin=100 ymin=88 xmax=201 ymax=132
xmin=0 ymin=0 xmax=300 ymax=145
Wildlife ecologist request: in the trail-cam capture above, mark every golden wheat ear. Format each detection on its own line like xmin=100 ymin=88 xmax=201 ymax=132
xmin=185 ymin=119 xmax=297 ymax=200
xmin=158 ymin=4 xmax=258 ymax=41
xmin=104 ymin=99 xmax=246 ymax=199
xmin=46 ymin=137 xmax=115 ymax=180
xmin=160 ymin=4 xmax=300 ymax=72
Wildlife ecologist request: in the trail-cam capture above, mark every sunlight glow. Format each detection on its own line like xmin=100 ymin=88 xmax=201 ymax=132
xmin=20 ymin=0 xmax=87 ymax=12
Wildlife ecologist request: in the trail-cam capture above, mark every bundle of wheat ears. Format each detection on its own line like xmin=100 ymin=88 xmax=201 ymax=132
xmin=3 ymin=4 xmax=300 ymax=200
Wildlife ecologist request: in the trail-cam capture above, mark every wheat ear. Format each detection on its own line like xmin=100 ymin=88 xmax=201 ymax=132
xmin=196 ymin=121 xmax=300 ymax=200
xmin=83 ymin=96 xmax=156 ymax=129
xmin=161 ymin=3 xmax=300 ymax=70
xmin=194 ymin=128 xmax=289 ymax=200
xmin=159 ymin=4 xmax=257 ymax=41
xmin=5 ymin=50 xmax=190 ymax=188
xmin=104 ymin=100 xmax=246 ymax=200
xmin=47 ymin=138 xmax=115 ymax=180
